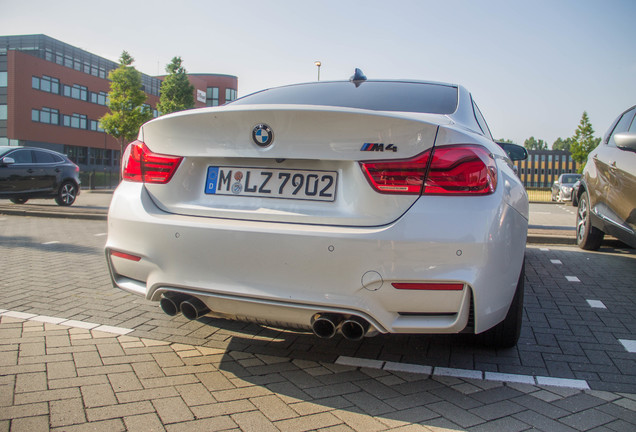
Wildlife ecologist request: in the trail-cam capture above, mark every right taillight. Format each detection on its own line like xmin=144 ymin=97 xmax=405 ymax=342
xmin=360 ymin=144 xmax=497 ymax=196
xmin=122 ymin=140 xmax=182 ymax=184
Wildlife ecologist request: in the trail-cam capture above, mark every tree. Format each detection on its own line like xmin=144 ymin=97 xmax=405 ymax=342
xmin=100 ymin=51 xmax=153 ymax=168
xmin=552 ymin=137 xmax=573 ymax=152
xmin=523 ymin=136 xmax=548 ymax=150
xmin=156 ymin=57 xmax=195 ymax=115
xmin=569 ymin=112 xmax=601 ymax=172
xmin=497 ymin=138 xmax=516 ymax=144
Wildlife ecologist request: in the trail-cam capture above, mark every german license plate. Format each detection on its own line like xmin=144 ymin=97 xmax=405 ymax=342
xmin=205 ymin=167 xmax=338 ymax=202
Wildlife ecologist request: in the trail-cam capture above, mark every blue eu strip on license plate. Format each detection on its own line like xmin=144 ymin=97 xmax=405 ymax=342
xmin=205 ymin=167 xmax=219 ymax=195
xmin=204 ymin=166 xmax=337 ymax=202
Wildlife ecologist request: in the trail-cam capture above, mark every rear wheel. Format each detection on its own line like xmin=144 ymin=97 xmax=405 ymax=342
xmin=55 ymin=181 xmax=78 ymax=206
xmin=478 ymin=261 xmax=524 ymax=348
xmin=576 ymin=190 xmax=604 ymax=250
xmin=10 ymin=197 xmax=29 ymax=204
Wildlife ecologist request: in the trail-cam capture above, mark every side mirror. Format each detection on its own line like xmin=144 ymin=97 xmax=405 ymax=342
xmin=496 ymin=143 xmax=528 ymax=161
xmin=1 ymin=156 xmax=15 ymax=166
xmin=615 ymin=132 xmax=636 ymax=152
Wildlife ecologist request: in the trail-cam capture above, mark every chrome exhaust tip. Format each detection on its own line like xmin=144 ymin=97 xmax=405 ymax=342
xmin=341 ymin=317 xmax=369 ymax=341
xmin=160 ymin=293 xmax=190 ymax=316
xmin=311 ymin=314 xmax=341 ymax=339
xmin=180 ymin=297 xmax=210 ymax=320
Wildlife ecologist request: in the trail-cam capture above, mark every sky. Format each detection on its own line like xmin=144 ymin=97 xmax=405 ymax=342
xmin=1 ymin=0 xmax=635 ymax=146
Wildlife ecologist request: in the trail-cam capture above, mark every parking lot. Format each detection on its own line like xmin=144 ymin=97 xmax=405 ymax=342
xmin=1 ymin=212 xmax=635 ymax=431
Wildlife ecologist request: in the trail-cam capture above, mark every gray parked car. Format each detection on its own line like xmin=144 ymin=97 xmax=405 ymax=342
xmin=551 ymin=173 xmax=581 ymax=202
xmin=575 ymin=105 xmax=636 ymax=249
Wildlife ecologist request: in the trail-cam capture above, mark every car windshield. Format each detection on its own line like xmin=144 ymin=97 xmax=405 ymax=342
xmin=230 ymin=81 xmax=458 ymax=114
xmin=561 ymin=175 xmax=581 ymax=184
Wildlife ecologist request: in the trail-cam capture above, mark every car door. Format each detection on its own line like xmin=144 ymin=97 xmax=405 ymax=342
xmin=593 ymin=107 xmax=636 ymax=236
xmin=33 ymin=150 xmax=62 ymax=193
xmin=2 ymin=149 xmax=35 ymax=194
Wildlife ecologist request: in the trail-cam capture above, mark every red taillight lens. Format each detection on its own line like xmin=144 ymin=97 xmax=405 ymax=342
xmin=360 ymin=145 xmax=497 ymax=196
xmin=360 ymin=151 xmax=432 ymax=194
xmin=424 ymin=145 xmax=497 ymax=195
xmin=122 ymin=140 xmax=182 ymax=184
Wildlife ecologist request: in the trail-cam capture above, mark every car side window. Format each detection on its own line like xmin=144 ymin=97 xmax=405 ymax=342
xmin=34 ymin=150 xmax=58 ymax=164
xmin=607 ymin=108 xmax=636 ymax=148
xmin=471 ymin=99 xmax=493 ymax=140
xmin=9 ymin=150 xmax=33 ymax=164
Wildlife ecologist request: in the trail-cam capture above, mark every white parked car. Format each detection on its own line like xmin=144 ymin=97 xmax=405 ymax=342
xmin=106 ymin=72 xmax=529 ymax=348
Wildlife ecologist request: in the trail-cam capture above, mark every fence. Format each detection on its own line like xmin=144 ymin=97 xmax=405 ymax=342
xmin=79 ymin=171 xmax=119 ymax=190
xmin=526 ymin=188 xmax=552 ymax=202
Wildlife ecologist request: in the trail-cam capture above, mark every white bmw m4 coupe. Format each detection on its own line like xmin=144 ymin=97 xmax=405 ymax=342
xmin=106 ymin=71 xmax=529 ymax=348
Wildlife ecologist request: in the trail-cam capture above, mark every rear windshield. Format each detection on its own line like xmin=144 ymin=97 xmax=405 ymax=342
xmin=231 ymin=81 xmax=458 ymax=114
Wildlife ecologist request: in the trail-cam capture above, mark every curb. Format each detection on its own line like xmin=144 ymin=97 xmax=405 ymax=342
xmin=0 ymin=208 xmax=107 ymax=221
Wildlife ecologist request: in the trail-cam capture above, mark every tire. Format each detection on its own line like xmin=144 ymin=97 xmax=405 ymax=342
xmin=55 ymin=181 xmax=78 ymax=206
xmin=10 ymin=197 xmax=29 ymax=204
xmin=478 ymin=261 xmax=524 ymax=348
xmin=576 ymin=190 xmax=604 ymax=250
xmin=572 ymin=192 xmax=578 ymax=207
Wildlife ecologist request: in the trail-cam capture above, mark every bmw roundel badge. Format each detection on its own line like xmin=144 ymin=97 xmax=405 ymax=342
xmin=252 ymin=124 xmax=274 ymax=147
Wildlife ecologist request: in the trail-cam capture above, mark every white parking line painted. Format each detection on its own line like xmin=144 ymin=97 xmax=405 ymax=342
xmin=566 ymin=276 xmax=580 ymax=282
xmin=540 ymin=248 xmax=550 ymax=252
xmin=1 ymin=311 xmax=37 ymax=319
xmin=384 ymin=361 xmax=433 ymax=375
xmin=0 ymin=309 xmax=135 ymax=336
xmin=586 ymin=300 xmax=607 ymax=309
xmin=336 ymin=355 xmax=384 ymax=369
xmin=94 ymin=233 xmax=107 ymax=237
xmin=536 ymin=376 xmax=590 ymax=390
xmin=551 ymin=259 xmax=562 ymax=265
xmin=336 ymin=356 xmax=591 ymax=389
xmin=484 ymin=372 xmax=535 ymax=385
xmin=42 ymin=241 xmax=60 ymax=245
xmin=60 ymin=320 xmax=100 ymax=329
xmin=619 ymin=339 xmax=636 ymax=353
xmin=30 ymin=315 xmax=69 ymax=324
xmin=434 ymin=367 xmax=482 ymax=380
xmin=94 ymin=325 xmax=133 ymax=335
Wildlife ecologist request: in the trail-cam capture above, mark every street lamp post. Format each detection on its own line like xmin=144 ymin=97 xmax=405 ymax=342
xmin=314 ymin=61 xmax=321 ymax=81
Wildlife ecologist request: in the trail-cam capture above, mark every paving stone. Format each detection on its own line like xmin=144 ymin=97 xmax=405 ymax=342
xmin=8 ymin=415 xmax=50 ymax=432
xmin=50 ymin=397 xmax=86 ymax=427
xmin=123 ymin=413 xmax=166 ymax=432
xmin=152 ymin=396 xmax=195 ymax=424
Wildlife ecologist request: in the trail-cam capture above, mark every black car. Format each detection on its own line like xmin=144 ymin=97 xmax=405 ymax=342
xmin=0 ymin=146 xmax=81 ymax=206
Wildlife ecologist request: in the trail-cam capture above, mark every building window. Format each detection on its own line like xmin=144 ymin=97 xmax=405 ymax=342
xmin=0 ymin=104 xmax=7 ymax=120
xmin=70 ymin=113 xmax=87 ymax=129
xmin=32 ymin=75 xmax=60 ymax=94
xmin=207 ymin=87 xmax=219 ymax=106
xmin=225 ymin=88 xmax=237 ymax=103
xmin=0 ymin=71 xmax=7 ymax=87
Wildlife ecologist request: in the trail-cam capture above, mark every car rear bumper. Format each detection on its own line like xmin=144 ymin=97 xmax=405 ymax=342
xmin=106 ymin=182 xmax=527 ymax=335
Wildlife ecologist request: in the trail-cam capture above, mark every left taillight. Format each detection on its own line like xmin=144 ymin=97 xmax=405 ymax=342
xmin=360 ymin=144 xmax=497 ymax=196
xmin=122 ymin=140 xmax=182 ymax=184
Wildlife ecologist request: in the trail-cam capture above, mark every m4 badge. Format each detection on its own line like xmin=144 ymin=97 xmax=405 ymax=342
xmin=360 ymin=143 xmax=398 ymax=152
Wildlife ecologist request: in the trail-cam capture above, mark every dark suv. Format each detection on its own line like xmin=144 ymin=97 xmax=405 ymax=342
xmin=575 ymin=106 xmax=636 ymax=249
xmin=0 ymin=146 xmax=81 ymax=206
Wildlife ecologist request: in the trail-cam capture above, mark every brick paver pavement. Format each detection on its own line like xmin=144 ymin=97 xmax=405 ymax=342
xmin=1 ymin=214 xmax=635 ymax=430
xmin=2 ymin=315 xmax=636 ymax=431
